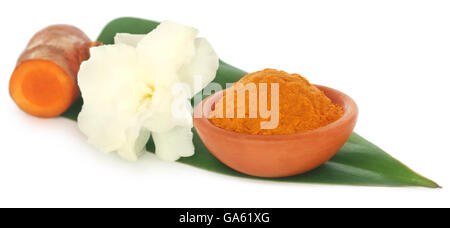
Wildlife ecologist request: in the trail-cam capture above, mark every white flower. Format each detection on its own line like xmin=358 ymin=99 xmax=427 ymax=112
xmin=77 ymin=21 xmax=219 ymax=161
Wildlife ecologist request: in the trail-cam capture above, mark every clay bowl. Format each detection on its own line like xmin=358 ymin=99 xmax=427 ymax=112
xmin=193 ymin=85 xmax=358 ymax=178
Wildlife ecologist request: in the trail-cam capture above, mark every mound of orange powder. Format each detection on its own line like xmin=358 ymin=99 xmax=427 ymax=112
xmin=209 ymin=69 xmax=343 ymax=135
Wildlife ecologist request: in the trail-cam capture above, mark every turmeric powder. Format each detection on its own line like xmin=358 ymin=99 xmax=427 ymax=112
xmin=209 ymin=69 xmax=344 ymax=135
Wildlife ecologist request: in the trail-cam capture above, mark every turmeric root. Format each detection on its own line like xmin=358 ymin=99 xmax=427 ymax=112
xmin=9 ymin=25 xmax=98 ymax=118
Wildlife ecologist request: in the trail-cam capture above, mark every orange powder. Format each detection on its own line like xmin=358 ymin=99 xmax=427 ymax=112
xmin=208 ymin=69 xmax=344 ymax=135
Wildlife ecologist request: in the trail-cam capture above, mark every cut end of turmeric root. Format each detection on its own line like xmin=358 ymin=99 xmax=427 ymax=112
xmin=9 ymin=59 xmax=77 ymax=118
xmin=9 ymin=24 xmax=95 ymax=118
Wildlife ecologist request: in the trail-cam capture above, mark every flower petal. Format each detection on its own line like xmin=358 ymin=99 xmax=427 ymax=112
xmin=114 ymin=33 xmax=145 ymax=47
xmin=78 ymin=44 xmax=149 ymax=160
xmin=137 ymin=20 xmax=198 ymax=66
xmin=178 ymin=38 xmax=219 ymax=97
xmin=117 ymin=127 xmax=151 ymax=161
xmin=141 ymin=86 xmax=192 ymax=133
xmin=136 ymin=21 xmax=198 ymax=87
xmin=152 ymin=127 xmax=195 ymax=161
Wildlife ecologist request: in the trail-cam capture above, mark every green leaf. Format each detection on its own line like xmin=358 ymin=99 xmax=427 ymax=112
xmin=62 ymin=17 xmax=439 ymax=188
xmin=183 ymin=132 xmax=439 ymax=187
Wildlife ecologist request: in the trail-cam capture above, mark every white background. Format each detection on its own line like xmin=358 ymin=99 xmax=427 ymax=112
xmin=1 ymin=0 xmax=449 ymax=208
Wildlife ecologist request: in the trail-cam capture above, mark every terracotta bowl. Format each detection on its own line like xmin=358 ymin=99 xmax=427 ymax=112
xmin=193 ymin=85 xmax=358 ymax=178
